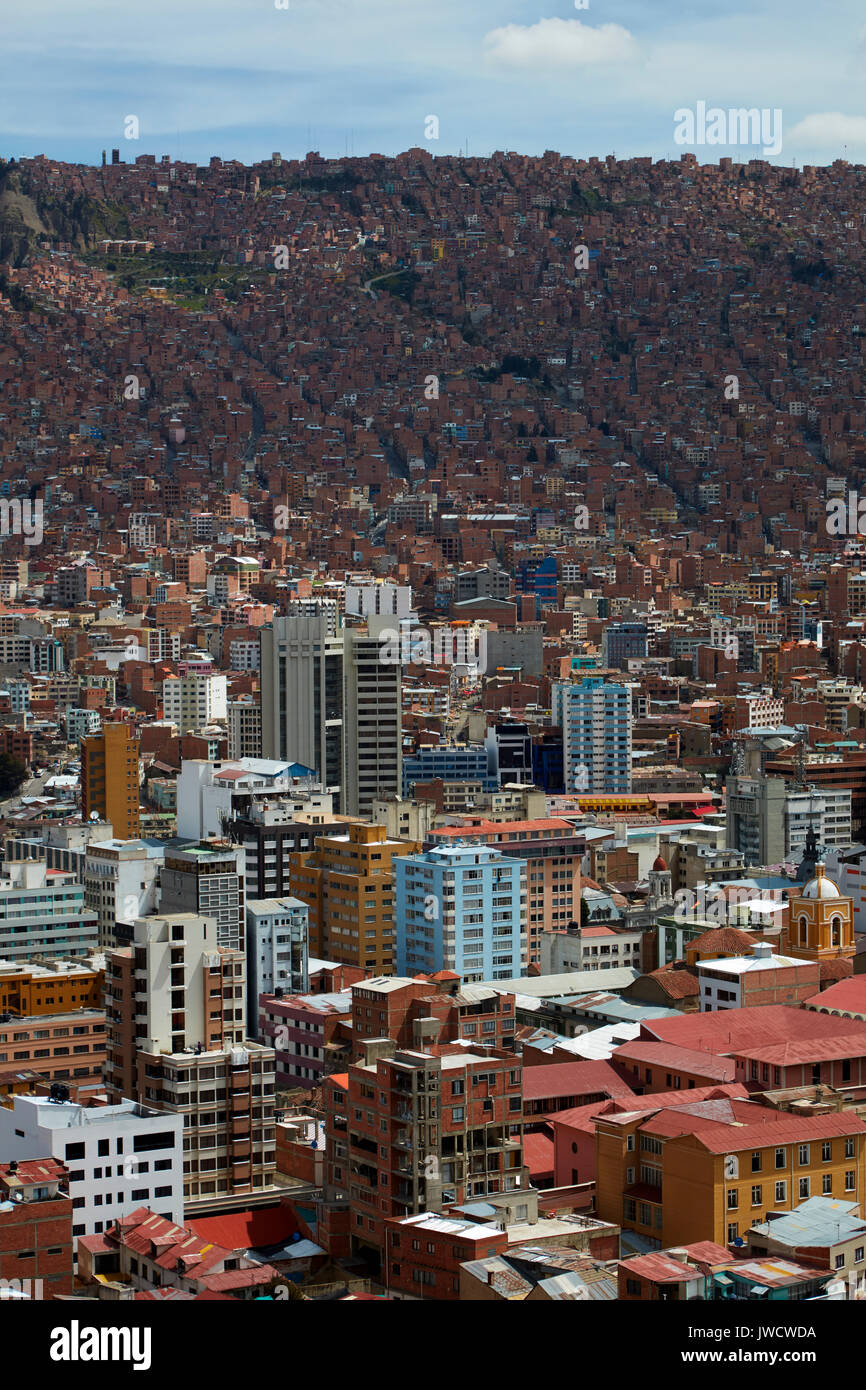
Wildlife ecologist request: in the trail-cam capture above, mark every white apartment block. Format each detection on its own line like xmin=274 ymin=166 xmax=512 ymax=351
xmin=162 ymin=672 xmax=227 ymax=733
xmin=176 ymin=758 xmax=332 ymax=841
xmin=0 ymin=1095 xmax=183 ymax=1239
xmin=83 ymin=838 xmax=163 ymax=951
xmin=245 ymin=897 xmax=309 ymax=1033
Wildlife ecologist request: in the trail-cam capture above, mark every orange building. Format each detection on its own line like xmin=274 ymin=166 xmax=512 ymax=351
xmin=289 ymin=822 xmax=420 ymax=972
xmin=783 ymin=862 xmax=855 ymax=963
xmin=0 ymin=960 xmax=103 ymax=1017
xmin=595 ymin=1097 xmax=866 ymax=1250
xmin=81 ymin=721 xmax=140 ymax=838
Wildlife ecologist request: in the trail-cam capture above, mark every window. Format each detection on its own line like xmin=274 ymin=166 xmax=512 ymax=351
xmin=822 ymin=1141 xmax=831 ymax=1162
xmin=65 ymin=1142 xmax=85 ymax=1161
xmin=846 ymin=1171 xmax=856 ymax=1192
xmin=775 ymin=1148 xmax=786 ymax=1169
xmin=727 ymin=1223 xmax=738 ymax=1244
xmin=774 ymin=1181 xmax=786 ymax=1202
xmin=798 ymin=1178 xmax=810 ymax=1200
xmin=846 ymin=1138 xmax=855 ymax=1159
xmin=823 ymin=1174 xmax=833 ymax=1195
xmin=626 ymin=1279 xmax=641 ymax=1296
xmin=798 ymin=1144 xmax=809 ymax=1166
xmin=751 ymin=1152 xmax=762 ymax=1173
xmin=626 ymin=1135 xmax=635 ymax=1152
xmin=751 ymin=1185 xmax=762 ymax=1206
xmin=835 ymin=1254 xmax=845 ymax=1270
xmin=855 ymin=1247 xmax=864 ymax=1264
xmin=727 ymin=1190 xmax=738 ymax=1210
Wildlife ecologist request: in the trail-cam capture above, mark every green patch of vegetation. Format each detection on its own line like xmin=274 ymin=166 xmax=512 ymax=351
xmin=82 ymin=248 xmax=266 ymax=310
xmin=376 ymin=269 xmax=420 ymax=303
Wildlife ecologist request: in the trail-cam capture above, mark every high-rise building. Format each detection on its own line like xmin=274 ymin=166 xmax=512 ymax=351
xmin=162 ymin=671 xmax=227 ymax=733
xmin=81 ymin=722 xmax=141 ymax=838
xmin=552 ymin=677 xmax=633 ymax=795
xmin=342 ymin=618 xmax=402 ymax=818
xmin=289 ymin=822 xmax=419 ymax=972
xmin=227 ymin=697 xmax=262 ymax=759
xmin=160 ymin=842 xmax=245 ymax=953
xmin=395 ymin=842 xmax=527 ymax=983
xmin=260 ymin=613 xmax=402 ymax=815
xmin=245 ymin=896 xmax=309 ymax=1034
xmin=83 ymin=837 xmax=162 ymax=950
xmin=105 ymin=914 xmax=276 ymax=1209
xmin=260 ymin=615 xmax=345 ymax=801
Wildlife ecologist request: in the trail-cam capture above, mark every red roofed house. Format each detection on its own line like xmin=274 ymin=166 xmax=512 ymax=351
xmin=76 ymin=1207 xmax=280 ymax=1298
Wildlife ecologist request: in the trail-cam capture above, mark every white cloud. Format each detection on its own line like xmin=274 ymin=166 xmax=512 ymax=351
xmin=483 ymin=18 xmax=639 ymax=70
xmin=787 ymin=111 xmax=866 ymax=148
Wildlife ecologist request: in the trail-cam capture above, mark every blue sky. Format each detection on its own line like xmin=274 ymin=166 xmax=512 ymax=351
xmin=2 ymin=0 xmax=866 ymax=167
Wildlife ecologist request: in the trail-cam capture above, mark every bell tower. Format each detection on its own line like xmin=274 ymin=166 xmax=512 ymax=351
xmin=783 ymin=862 xmax=854 ymax=962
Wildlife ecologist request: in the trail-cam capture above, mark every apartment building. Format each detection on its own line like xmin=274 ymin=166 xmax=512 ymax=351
xmin=81 ymin=722 xmax=140 ymax=839
xmin=0 ymin=958 xmax=103 ymax=1017
xmin=245 ymin=896 xmax=309 ymax=1034
xmin=395 ymin=842 xmax=527 ymax=983
xmin=0 ymin=1096 xmax=183 ymax=1239
xmin=350 ymin=975 xmax=517 ymax=1054
xmin=82 ymin=838 xmax=162 ymax=951
xmin=0 ymin=863 xmax=98 ymax=962
xmin=162 ymin=671 xmax=227 ymax=733
xmin=323 ymin=1042 xmax=526 ymax=1264
xmin=259 ymin=989 xmax=352 ymax=1091
xmin=0 ymin=1010 xmax=106 ymax=1089
xmin=227 ymin=697 xmax=262 ymax=759
xmin=228 ymin=798 xmax=343 ymax=900
xmin=105 ymin=914 xmax=275 ymax=1209
xmin=160 ymin=841 xmax=245 ymax=953
xmin=427 ymin=818 xmax=582 ymax=965
xmin=289 ymin=822 xmax=419 ymax=972
xmin=552 ymin=677 xmax=633 ymax=794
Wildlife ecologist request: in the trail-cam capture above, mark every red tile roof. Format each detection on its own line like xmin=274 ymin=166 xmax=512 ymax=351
xmin=187 ymin=1205 xmax=300 ymax=1251
xmin=644 ymin=1005 xmax=866 ymax=1055
xmin=805 ymin=975 xmax=866 ymax=1017
xmin=613 ymin=1040 xmax=737 ymax=1081
xmin=641 ymin=967 xmax=701 ymax=999
xmin=522 ymin=1059 xmax=636 ymax=1102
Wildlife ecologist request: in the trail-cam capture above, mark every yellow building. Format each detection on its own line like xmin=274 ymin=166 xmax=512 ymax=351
xmin=783 ymin=863 xmax=855 ymax=963
xmin=289 ymin=822 xmax=419 ymax=974
xmin=595 ymin=1101 xmax=866 ymax=1250
xmin=81 ymin=722 xmax=141 ymax=839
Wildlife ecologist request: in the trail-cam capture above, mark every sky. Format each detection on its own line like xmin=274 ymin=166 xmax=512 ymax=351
xmin=2 ymin=0 xmax=866 ymax=168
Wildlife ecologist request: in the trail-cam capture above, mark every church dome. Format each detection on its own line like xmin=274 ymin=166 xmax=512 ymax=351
xmin=652 ymin=855 xmax=668 ymax=872
xmin=801 ymin=863 xmax=841 ymax=899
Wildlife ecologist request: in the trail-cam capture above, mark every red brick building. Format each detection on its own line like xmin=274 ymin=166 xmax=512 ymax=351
xmin=0 ymin=1158 xmax=73 ymax=1300
xmin=322 ymin=1042 xmax=527 ymax=1266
